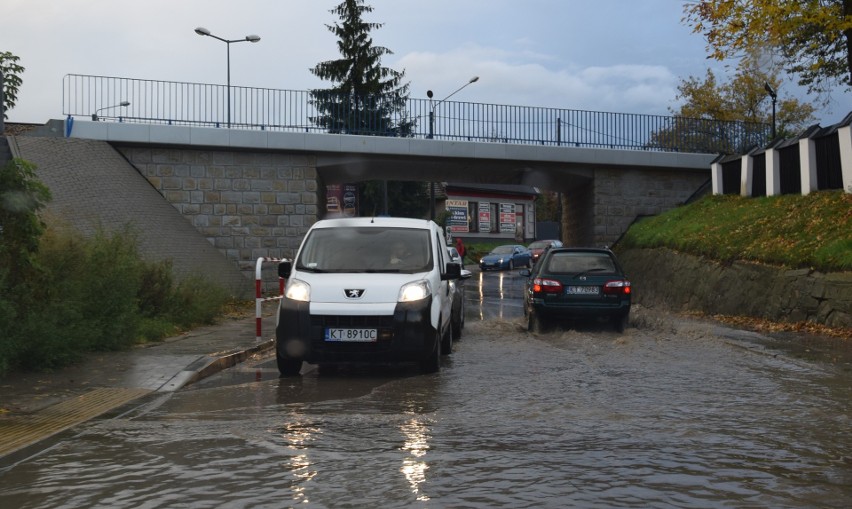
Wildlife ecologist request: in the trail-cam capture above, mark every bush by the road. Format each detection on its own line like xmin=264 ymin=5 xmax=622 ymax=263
xmin=0 ymin=225 xmax=231 ymax=376
xmin=0 ymin=158 xmax=230 ymax=377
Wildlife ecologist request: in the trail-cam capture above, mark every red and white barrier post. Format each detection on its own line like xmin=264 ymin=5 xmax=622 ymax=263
xmin=255 ymin=257 xmax=287 ymax=341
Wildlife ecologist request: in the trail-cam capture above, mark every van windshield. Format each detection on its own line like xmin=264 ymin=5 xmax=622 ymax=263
xmin=296 ymin=227 xmax=433 ymax=274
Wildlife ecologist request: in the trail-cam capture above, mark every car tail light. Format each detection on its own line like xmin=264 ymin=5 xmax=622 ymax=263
xmin=533 ymin=277 xmax=563 ymax=294
xmin=603 ymin=280 xmax=631 ymax=295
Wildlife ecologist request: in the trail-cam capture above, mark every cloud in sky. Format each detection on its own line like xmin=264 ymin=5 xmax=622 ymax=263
xmin=2 ymin=0 xmax=846 ymax=124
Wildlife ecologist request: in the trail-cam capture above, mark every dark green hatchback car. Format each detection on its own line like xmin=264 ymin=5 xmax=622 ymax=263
xmin=521 ymin=247 xmax=632 ymax=332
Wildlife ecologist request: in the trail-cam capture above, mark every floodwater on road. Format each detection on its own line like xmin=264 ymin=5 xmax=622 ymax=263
xmin=0 ymin=271 xmax=850 ymax=508
xmin=0 ymin=273 xmax=852 ymax=508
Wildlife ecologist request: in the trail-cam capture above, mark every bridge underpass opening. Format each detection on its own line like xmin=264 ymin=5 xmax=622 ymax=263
xmin=314 ymin=153 xmax=597 ymax=245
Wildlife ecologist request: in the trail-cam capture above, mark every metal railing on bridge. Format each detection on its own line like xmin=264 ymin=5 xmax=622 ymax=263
xmin=62 ymin=74 xmax=769 ymax=154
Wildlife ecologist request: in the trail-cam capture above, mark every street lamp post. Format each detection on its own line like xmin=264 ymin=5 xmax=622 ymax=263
xmin=91 ymin=101 xmax=130 ymax=121
xmin=195 ymin=27 xmax=260 ymax=128
xmin=427 ymin=76 xmax=480 ymax=219
xmin=764 ymin=82 xmax=777 ymax=140
xmin=427 ymin=76 xmax=479 ymax=140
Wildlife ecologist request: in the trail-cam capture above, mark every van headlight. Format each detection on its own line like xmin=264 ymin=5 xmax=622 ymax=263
xmin=285 ymin=279 xmax=311 ymax=302
xmin=398 ymin=280 xmax=431 ymax=302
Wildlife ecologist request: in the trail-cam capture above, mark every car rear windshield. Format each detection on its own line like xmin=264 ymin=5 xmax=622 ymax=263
xmin=545 ymin=252 xmax=617 ymax=275
xmin=296 ymin=227 xmax=433 ymax=273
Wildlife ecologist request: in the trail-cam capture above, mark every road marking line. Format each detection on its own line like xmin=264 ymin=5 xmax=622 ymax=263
xmin=0 ymin=387 xmax=151 ymax=458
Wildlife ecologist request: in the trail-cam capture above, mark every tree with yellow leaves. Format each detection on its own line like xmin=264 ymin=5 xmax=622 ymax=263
xmin=683 ymin=0 xmax=852 ymax=94
xmin=647 ymin=51 xmax=815 ymax=152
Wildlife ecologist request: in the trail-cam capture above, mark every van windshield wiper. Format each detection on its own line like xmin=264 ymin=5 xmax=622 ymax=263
xmin=298 ymin=266 xmax=326 ymax=273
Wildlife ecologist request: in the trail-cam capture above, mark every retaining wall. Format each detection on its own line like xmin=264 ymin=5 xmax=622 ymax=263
xmin=616 ymin=247 xmax=852 ymax=329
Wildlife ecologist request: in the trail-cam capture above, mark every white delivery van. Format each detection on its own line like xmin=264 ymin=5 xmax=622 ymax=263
xmin=275 ymin=217 xmax=463 ymax=376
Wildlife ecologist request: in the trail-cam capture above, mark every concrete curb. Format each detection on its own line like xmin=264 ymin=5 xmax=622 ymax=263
xmin=182 ymin=339 xmax=276 ymax=390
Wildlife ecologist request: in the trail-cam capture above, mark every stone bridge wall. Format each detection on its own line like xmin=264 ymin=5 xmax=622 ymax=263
xmin=117 ymin=145 xmax=321 ymax=281
xmin=116 ymin=143 xmax=711 ymax=284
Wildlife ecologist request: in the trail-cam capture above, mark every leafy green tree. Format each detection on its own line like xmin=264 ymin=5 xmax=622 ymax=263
xmin=1 ymin=51 xmax=25 ymax=120
xmin=0 ymin=158 xmax=51 ymax=289
xmin=683 ymin=0 xmax=852 ymax=94
xmin=310 ymin=0 xmax=414 ymax=136
xmin=0 ymin=158 xmax=49 ymax=374
xmin=648 ymin=54 xmax=815 ymax=152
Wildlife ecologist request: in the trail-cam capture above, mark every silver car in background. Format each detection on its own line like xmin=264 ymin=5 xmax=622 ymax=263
xmin=447 ymin=246 xmax=471 ymax=339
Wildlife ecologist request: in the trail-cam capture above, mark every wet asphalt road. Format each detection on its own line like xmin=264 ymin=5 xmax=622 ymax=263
xmin=0 ymin=269 xmax=850 ymax=508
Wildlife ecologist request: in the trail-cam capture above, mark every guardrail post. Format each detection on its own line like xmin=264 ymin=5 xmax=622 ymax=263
xmin=556 ymin=117 xmax=561 ymax=147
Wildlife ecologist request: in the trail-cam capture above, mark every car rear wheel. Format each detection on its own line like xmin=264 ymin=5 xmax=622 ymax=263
xmin=528 ymin=309 xmax=546 ymax=333
xmin=612 ymin=312 xmax=629 ymax=333
xmin=277 ymin=352 xmax=302 ymax=377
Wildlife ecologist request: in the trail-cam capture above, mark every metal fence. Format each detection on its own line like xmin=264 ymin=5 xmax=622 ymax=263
xmin=63 ymin=74 xmax=770 ymax=154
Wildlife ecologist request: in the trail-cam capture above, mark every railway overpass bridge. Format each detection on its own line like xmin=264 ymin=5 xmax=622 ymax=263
xmin=10 ymin=117 xmax=715 ymax=289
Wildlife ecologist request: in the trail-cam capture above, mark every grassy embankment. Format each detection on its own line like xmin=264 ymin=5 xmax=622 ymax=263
xmin=617 ymin=191 xmax=851 ymax=272
xmin=617 ymin=191 xmax=851 ymax=337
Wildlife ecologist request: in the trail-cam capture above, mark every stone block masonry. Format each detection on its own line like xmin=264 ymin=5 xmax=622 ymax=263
xmin=580 ymin=168 xmax=708 ymax=247
xmin=118 ymin=146 xmax=321 ymax=282
xmin=617 ymin=247 xmax=852 ymax=329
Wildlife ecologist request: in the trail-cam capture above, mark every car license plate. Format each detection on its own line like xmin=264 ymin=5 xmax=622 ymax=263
xmin=566 ymin=286 xmax=599 ymax=295
xmin=324 ymin=328 xmax=378 ymax=342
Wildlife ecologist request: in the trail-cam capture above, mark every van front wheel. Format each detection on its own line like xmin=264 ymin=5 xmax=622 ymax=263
xmin=420 ymin=330 xmax=441 ymax=374
xmin=277 ymin=353 xmax=303 ymax=377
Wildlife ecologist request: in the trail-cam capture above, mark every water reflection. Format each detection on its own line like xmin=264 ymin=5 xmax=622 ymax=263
xmin=278 ymin=417 xmax=320 ymax=506
xmin=473 ymin=270 xmax=524 ymax=321
xmin=399 ymin=416 xmax=431 ymax=501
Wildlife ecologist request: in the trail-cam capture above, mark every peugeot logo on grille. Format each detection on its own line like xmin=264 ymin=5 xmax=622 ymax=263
xmin=345 ymin=289 xmax=365 ymax=299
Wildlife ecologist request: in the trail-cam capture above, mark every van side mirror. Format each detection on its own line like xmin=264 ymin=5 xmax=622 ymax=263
xmin=443 ymin=262 xmax=462 ymax=280
xmin=278 ymin=260 xmax=292 ymax=279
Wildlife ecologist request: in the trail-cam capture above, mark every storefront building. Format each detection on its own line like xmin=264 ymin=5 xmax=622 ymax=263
xmin=441 ymin=183 xmax=539 ymax=243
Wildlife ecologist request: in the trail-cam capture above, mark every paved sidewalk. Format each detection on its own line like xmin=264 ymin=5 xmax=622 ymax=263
xmin=0 ymin=314 xmax=276 ymax=458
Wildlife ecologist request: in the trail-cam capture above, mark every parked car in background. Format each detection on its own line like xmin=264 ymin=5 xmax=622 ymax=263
xmin=448 ymin=246 xmax=462 ymax=265
xmin=446 ymin=246 xmax=471 ymax=339
xmin=479 ymin=244 xmax=531 ymax=271
xmin=521 ymin=247 xmax=631 ymax=332
xmin=527 ymin=239 xmax=563 ymax=264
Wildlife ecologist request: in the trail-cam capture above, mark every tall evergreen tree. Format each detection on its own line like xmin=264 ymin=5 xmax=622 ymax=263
xmin=310 ymin=0 xmax=414 ymax=136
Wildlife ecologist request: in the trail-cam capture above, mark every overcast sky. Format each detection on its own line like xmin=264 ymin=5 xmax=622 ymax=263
xmin=3 ymin=0 xmax=848 ymax=125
